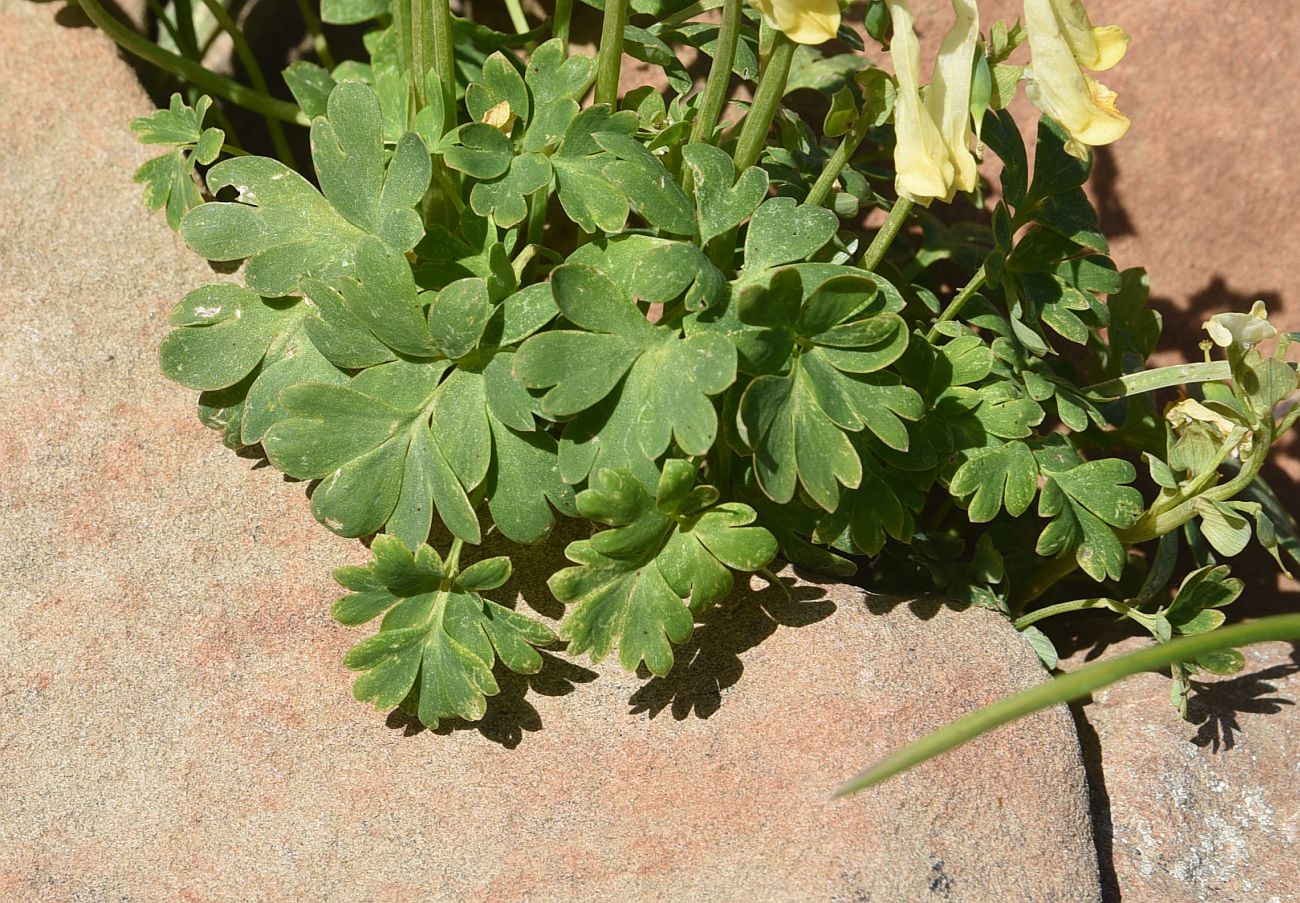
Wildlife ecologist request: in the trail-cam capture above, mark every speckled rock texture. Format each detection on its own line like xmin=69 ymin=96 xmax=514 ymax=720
xmin=1066 ymin=639 xmax=1300 ymax=903
xmin=0 ymin=3 xmax=1103 ymax=901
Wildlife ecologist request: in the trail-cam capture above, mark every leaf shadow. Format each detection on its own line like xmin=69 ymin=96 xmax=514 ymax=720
xmin=384 ymin=650 xmax=598 ymax=750
xmin=859 ymin=591 xmax=971 ymax=621
xmin=627 ymin=572 xmax=833 ymax=721
xmin=1186 ymin=646 xmax=1299 ymax=753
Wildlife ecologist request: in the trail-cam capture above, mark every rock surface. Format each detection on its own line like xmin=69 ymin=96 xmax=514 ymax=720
xmin=1066 ymin=638 xmax=1300 ymax=903
xmin=0 ymin=3 xmax=1102 ymax=901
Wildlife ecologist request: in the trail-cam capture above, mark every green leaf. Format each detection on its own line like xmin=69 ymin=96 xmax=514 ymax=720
xmin=282 ymin=61 xmax=336 ymax=119
xmin=550 ymin=468 xmax=776 ymax=675
xmin=682 ymin=143 xmax=769 ymax=244
xmin=569 ymin=234 xmax=725 ymax=312
xmin=1036 ymin=458 xmax=1143 ymax=582
xmin=514 ymin=264 xmax=737 ymax=459
xmin=1021 ymin=625 xmax=1059 ymax=669
xmin=428 ymin=277 xmax=494 ymax=359
xmin=469 ymin=153 xmax=552 ymax=229
xmin=160 ymin=284 xmax=300 ymax=391
xmin=335 ymin=536 xmax=555 ymax=728
xmin=738 ymin=367 xmax=861 ymax=512
xmin=263 ymin=362 xmax=482 ymax=546
xmin=950 ymin=441 xmax=1038 ymax=523
xmin=742 ymin=197 xmax=838 ymax=275
xmin=321 ymin=0 xmax=388 ymax=24
xmin=1195 ymin=499 xmax=1253 ymax=558
xmin=441 ymin=122 xmax=513 ymax=179
xmin=181 ymin=82 xmax=430 ymax=296
xmin=465 ymin=51 xmax=530 ymax=126
xmin=485 ymin=412 xmax=577 ymax=543
xmin=595 ymin=131 xmax=695 ymax=235
xmin=334 ymin=236 xmax=438 ymax=357
xmin=1195 ymin=649 xmax=1246 ymax=676
xmin=550 ymin=107 xmax=637 ymax=233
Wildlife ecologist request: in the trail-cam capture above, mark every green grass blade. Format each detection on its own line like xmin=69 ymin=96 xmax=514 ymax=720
xmin=834 ymin=614 xmax=1300 ymax=797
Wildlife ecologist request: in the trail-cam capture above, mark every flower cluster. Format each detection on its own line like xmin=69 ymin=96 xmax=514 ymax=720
xmin=755 ymin=0 xmax=1131 ymax=195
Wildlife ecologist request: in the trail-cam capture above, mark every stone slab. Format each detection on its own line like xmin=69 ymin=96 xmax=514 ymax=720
xmin=1067 ymin=638 xmax=1299 ymax=903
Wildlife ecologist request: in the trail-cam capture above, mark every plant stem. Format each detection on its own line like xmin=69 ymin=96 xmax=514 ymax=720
xmin=859 ymin=197 xmax=915 ymax=273
xmin=925 ymin=264 xmax=987 ymax=342
xmin=1013 ymin=597 xmax=1119 ymax=630
xmin=806 ymin=115 xmax=873 ymax=209
xmin=504 ymin=0 xmax=530 ymax=34
xmin=197 ymin=0 xmax=295 ymax=166
xmin=1014 ymin=425 xmax=1273 ymax=608
xmin=293 ymin=0 xmax=336 ymax=69
xmin=595 ymin=0 xmax=631 ymax=108
xmin=431 ymin=0 xmax=458 ymax=125
xmin=732 ymin=32 xmax=794 ymax=171
xmin=835 ymin=613 xmax=1300 ymax=795
xmin=689 ymin=0 xmax=742 ymax=144
xmin=553 ymin=0 xmax=574 ymax=47
xmin=77 ymin=0 xmax=309 ymax=125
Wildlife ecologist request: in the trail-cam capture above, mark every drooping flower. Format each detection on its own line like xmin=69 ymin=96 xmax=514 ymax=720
xmin=1165 ymin=398 xmax=1254 ymax=458
xmin=749 ymin=0 xmax=840 ymax=46
xmin=1204 ymin=300 xmax=1278 ymax=350
xmin=1023 ymin=0 xmax=1131 ymax=159
xmin=886 ymin=0 xmax=980 ymax=205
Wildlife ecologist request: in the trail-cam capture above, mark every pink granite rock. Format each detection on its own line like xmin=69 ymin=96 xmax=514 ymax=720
xmin=1067 ymin=638 xmax=1299 ymax=902
xmin=0 ymin=3 xmax=1101 ymax=900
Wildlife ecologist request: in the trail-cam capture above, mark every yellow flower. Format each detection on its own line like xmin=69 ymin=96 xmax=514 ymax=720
xmin=886 ymin=0 xmax=980 ymax=205
xmin=1023 ymin=0 xmax=1131 ymax=159
xmin=749 ymin=0 xmax=840 ymax=46
xmin=1204 ymin=300 xmax=1278 ymax=350
xmin=1165 ymin=398 xmax=1254 ymax=458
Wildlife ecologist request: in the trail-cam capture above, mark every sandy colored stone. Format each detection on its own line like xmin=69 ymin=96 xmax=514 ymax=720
xmin=0 ymin=3 xmax=1101 ymax=901
xmin=1066 ymin=639 xmax=1300 ymax=902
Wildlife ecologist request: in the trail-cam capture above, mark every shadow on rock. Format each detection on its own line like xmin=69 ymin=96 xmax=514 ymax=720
xmin=385 ymin=650 xmax=598 ymax=750
xmin=1187 ymin=650 xmax=1299 ymax=753
xmin=627 ymin=574 xmax=834 ymax=721
xmin=861 ymin=591 xmax=970 ymax=622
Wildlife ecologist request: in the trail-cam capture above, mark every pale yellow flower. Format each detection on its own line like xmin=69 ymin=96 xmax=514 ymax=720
xmin=749 ymin=0 xmax=840 ymax=46
xmin=886 ymin=0 xmax=980 ymax=204
xmin=1165 ymin=398 xmax=1254 ymax=458
xmin=1023 ymin=0 xmax=1130 ymax=159
xmin=1204 ymin=300 xmax=1278 ymax=350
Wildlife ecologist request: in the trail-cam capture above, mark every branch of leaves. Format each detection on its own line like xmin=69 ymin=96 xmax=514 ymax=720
xmin=131 ymin=93 xmax=225 ymax=229
xmin=1015 ymin=564 xmax=1247 ymax=713
xmin=951 ymin=438 xmax=1144 ymax=583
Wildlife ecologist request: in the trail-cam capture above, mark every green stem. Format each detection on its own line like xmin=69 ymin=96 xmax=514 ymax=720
xmin=595 ymin=0 xmax=631 ymax=108
xmin=504 ymin=0 xmax=530 ymax=34
xmin=926 ymin=265 xmax=986 ymax=342
xmin=836 ymin=613 xmax=1300 ymax=795
xmin=731 ymin=32 xmax=794 ymax=171
xmin=689 ymin=0 xmax=742 ymax=144
xmin=553 ymin=0 xmax=575 ymax=47
xmin=197 ymin=0 xmax=295 ymax=166
xmin=1083 ymin=361 xmax=1233 ymax=402
xmin=293 ymin=0 xmax=336 ymax=69
xmin=526 ymin=187 xmax=548 ymax=248
xmin=1014 ymin=425 xmax=1272 ymax=608
xmin=77 ymin=0 xmax=309 ymax=125
xmin=172 ymin=0 xmax=200 ymax=60
xmin=859 ymin=197 xmax=915 ymax=273
xmin=431 ymin=0 xmax=458 ymax=125
xmin=806 ymin=115 xmax=873 ymax=209
xmin=1013 ymin=597 xmax=1119 ymax=630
